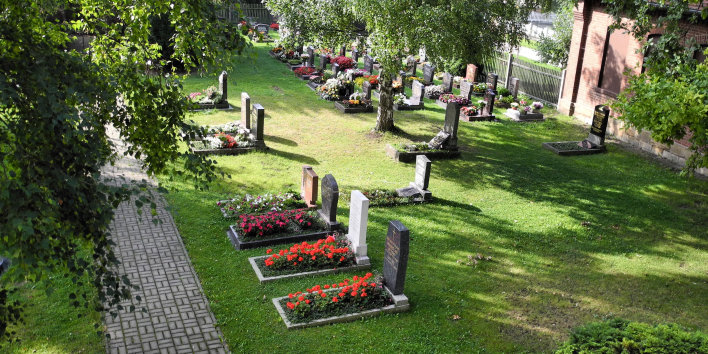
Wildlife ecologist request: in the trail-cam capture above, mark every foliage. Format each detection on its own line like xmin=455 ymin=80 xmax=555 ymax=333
xmin=497 ymin=87 xmax=511 ymax=97
xmin=218 ymin=191 xmax=306 ymax=218
xmin=473 ymin=83 xmax=488 ymax=93
xmin=603 ymin=0 xmax=708 ymax=172
xmin=0 ymin=0 xmax=248 ymax=340
xmin=393 ymin=93 xmax=406 ymax=105
xmin=556 ymin=318 xmax=708 ymax=353
xmin=537 ymin=2 xmax=573 ymax=67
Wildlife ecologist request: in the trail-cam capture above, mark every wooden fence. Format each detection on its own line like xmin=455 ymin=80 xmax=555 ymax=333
xmin=215 ymin=3 xmax=273 ymax=25
xmin=480 ymin=54 xmax=565 ymax=106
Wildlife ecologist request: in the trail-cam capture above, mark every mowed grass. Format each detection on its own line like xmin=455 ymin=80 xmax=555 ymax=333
xmin=161 ymin=39 xmax=708 ymax=352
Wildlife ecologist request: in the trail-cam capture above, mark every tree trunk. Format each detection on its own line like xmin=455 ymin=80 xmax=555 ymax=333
xmin=375 ymin=76 xmax=395 ymax=132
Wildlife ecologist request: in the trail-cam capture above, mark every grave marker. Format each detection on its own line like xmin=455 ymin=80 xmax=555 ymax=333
xmin=509 ymin=77 xmax=520 ymax=99
xmin=347 ymin=191 xmax=370 ymax=265
xmin=364 ymin=55 xmax=374 ymax=73
xmin=407 ymin=81 xmax=424 ymax=106
xmin=319 ymin=54 xmax=328 ymax=71
xmin=483 ymin=91 xmax=495 ymax=116
xmin=486 ymin=73 xmax=498 ymax=92
xmin=362 ymin=81 xmax=372 ymax=100
xmin=383 ymin=220 xmax=410 ymax=295
xmin=339 ymin=45 xmax=346 ymax=57
xmin=466 ymin=64 xmax=478 ymax=81
xmin=443 ymin=102 xmax=461 ymax=149
xmin=459 ymin=81 xmax=473 ymax=100
xmin=256 ymin=23 xmax=269 ymax=33
xmin=422 ymin=64 xmax=435 ymax=85
xmin=442 ymin=72 xmax=453 ymax=93
xmin=405 ymin=56 xmax=417 ymax=76
xmin=332 ymin=63 xmax=340 ymax=76
xmin=352 ymin=48 xmax=359 ymax=63
xmin=317 ymin=174 xmax=340 ymax=229
xmin=585 ymin=105 xmax=610 ymax=147
xmin=306 ymin=46 xmax=315 ymax=67
xmin=218 ymin=71 xmax=228 ymax=102
xmin=241 ymin=92 xmax=251 ymax=129
xmin=301 ymin=166 xmax=318 ymax=208
xmin=396 ymin=155 xmax=432 ymax=201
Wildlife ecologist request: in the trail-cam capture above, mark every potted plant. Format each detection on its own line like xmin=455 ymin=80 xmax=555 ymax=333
xmin=532 ymin=101 xmax=544 ymax=112
xmin=510 ymin=102 xmax=519 ymax=110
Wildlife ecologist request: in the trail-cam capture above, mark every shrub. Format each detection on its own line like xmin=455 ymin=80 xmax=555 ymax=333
xmin=556 ymin=319 xmax=708 ymax=353
xmin=331 ymin=56 xmax=355 ymax=70
xmin=497 ymin=87 xmax=511 ymax=96
xmin=294 ymin=67 xmax=317 ymax=76
xmin=288 ymin=59 xmax=302 ymax=65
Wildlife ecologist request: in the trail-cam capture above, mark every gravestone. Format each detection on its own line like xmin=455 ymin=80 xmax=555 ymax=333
xmin=396 ymin=155 xmax=432 ymax=201
xmin=363 ymin=55 xmax=374 ymax=73
xmin=466 ymin=64 xmax=478 ymax=81
xmin=383 ymin=220 xmax=410 ymax=295
xmin=256 ymin=24 xmax=269 ymax=33
xmin=422 ymin=64 xmax=435 ymax=85
xmin=251 ymin=103 xmax=265 ymax=142
xmin=241 ymin=92 xmax=251 ymax=129
xmin=509 ymin=77 xmax=520 ymax=99
xmin=405 ymin=81 xmax=424 ymax=106
xmin=319 ymin=54 xmax=328 ymax=71
xmin=332 ymin=63 xmax=340 ymax=76
xmin=306 ymin=46 xmax=315 ymax=67
xmin=218 ymin=71 xmax=228 ymax=102
xmin=301 ymin=166 xmax=318 ymax=207
xmin=405 ymin=56 xmax=417 ymax=76
xmin=317 ymin=174 xmax=340 ymax=229
xmin=486 ymin=73 xmax=498 ymax=92
xmin=483 ymin=91 xmax=495 ymax=116
xmin=339 ymin=45 xmax=346 ymax=57
xmin=459 ymin=81 xmax=473 ymax=100
xmin=352 ymin=48 xmax=359 ymax=63
xmin=442 ymin=72 xmax=453 ymax=93
xmin=584 ymin=105 xmax=610 ymax=147
xmin=0 ymin=257 xmax=9 ymax=276
xmin=428 ymin=131 xmax=450 ymax=150
xmin=443 ymin=102 xmax=461 ymax=149
xmin=347 ymin=191 xmax=370 ymax=265
xmin=362 ymin=81 xmax=372 ymax=100
xmin=418 ymin=47 xmax=427 ymax=62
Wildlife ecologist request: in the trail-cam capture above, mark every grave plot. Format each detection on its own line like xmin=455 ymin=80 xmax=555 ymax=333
xmin=334 ymin=92 xmax=374 ymax=114
xmin=436 ymin=93 xmax=471 ymax=110
xmin=272 ymin=221 xmax=411 ymax=329
xmin=386 ymin=103 xmax=462 ymax=162
xmin=393 ymin=81 xmax=424 ymax=111
xmin=543 ymin=105 xmax=610 ymax=155
xmin=248 ymin=188 xmax=374 ymax=283
xmin=316 ymin=74 xmax=354 ymax=101
xmin=460 ymin=89 xmax=496 ymax=122
xmin=226 ymin=168 xmax=345 ymax=250
xmin=190 ymin=99 xmax=267 ymax=155
xmin=187 ymin=71 xmax=232 ymax=110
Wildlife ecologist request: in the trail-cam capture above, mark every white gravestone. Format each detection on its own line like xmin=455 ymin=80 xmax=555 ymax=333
xmin=347 ymin=190 xmax=370 ymax=265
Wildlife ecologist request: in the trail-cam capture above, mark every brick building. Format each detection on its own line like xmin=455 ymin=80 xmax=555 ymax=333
xmin=558 ymin=0 xmax=708 ymax=175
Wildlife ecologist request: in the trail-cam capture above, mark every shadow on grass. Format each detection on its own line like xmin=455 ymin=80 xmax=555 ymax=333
xmin=265 ymin=134 xmax=298 ymax=147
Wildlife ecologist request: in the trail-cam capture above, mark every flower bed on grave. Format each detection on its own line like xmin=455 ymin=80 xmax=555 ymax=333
xmin=460 ymin=104 xmax=495 ymax=122
xmin=341 ymin=189 xmax=421 ymax=207
xmin=248 ymin=234 xmax=370 ymax=283
xmin=188 ymin=86 xmax=229 ymax=109
xmin=505 ymin=99 xmax=545 ymax=122
xmin=542 ymin=141 xmax=606 ymax=156
xmin=385 ymin=143 xmax=460 ymax=163
xmin=316 ymin=74 xmax=354 ymax=101
xmin=436 ymin=93 xmax=470 ymax=109
xmin=217 ymin=191 xmax=308 ymax=218
xmin=190 ymin=129 xmax=260 ymax=155
xmin=471 ymin=82 xmax=488 ymax=96
xmin=294 ymin=66 xmax=319 ymax=80
xmin=330 ymin=56 xmax=356 ymax=70
xmin=227 ymin=209 xmax=332 ymax=250
xmin=354 ymin=75 xmax=379 ymax=89
xmin=424 ymin=85 xmax=444 ymax=99
xmin=272 ymin=273 xmax=407 ymax=329
xmin=334 ymin=92 xmax=373 ymax=113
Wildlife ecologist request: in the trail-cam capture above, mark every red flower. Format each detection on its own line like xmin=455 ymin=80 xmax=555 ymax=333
xmin=286 ymin=302 xmax=295 ymax=309
xmin=266 ymin=249 xmax=272 ymax=254
xmin=320 ymin=293 xmax=327 ymax=298
xmin=298 ymin=295 xmax=305 ymax=301
xmin=332 ymin=297 xmax=339 ymax=303
xmin=324 ymin=284 xmax=330 ymax=289
xmin=305 ymin=299 xmax=311 ymax=304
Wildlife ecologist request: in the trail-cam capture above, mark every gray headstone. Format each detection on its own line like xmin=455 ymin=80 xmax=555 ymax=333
xmin=307 ymin=46 xmax=315 ymax=67
xmin=422 ymin=64 xmax=435 ymax=85
xmin=363 ymin=55 xmax=374 ymax=73
xmin=348 ymin=191 xmax=370 ymax=264
xmin=396 ymin=186 xmax=420 ymax=198
xmin=362 ymin=81 xmax=372 ymax=100
xmin=442 ymin=72 xmax=453 ymax=93
xmin=218 ymin=71 xmax=228 ymax=102
xmin=319 ymin=54 xmax=328 ymax=71
xmin=486 ymin=73 xmax=498 ymax=92
xmin=318 ymin=174 xmax=339 ymax=225
xmin=383 ymin=221 xmax=410 ymax=295
xmin=241 ymin=92 xmax=251 ymax=129
xmin=484 ymin=91 xmax=496 ymax=116
xmin=352 ymin=48 xmax=359 ymax=63
xmin=332 ymin=63 xmax=341 ymax=76
xmin=428 ymin=131 xmax=450 ymax=150
xmin=443 ymin=102 xmax=460 ymax=148
xmin=409 ymin=81 xmax=424 ymax=105
xmin=252 ymin=103 xmax=264 ymax=141
xmin=586 ymin=105 xmax=610 ymax=146
xmin=459 ymin=81 xmax=473 ymax=100
xmin=509 ymin=77 xmax=520 ymax=99
xmin=414 ymin=155 xmax=431 ymax=190
xmin=405 ymin=56 xmax=417 ymax=76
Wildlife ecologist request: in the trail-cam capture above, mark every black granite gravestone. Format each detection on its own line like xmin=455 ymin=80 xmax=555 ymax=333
xmin=352 ymin=48 xmax=359 ymax=63
xmin=306 ymin=46 xmax=315 ymax=67
xmin=585 ymin=105 xmax=610 ymax=147
xmin=483 ymin=90 xmax=496 ymax=116
xmin=319 ymin=54 xmax=328 ymax=71
xmin=317 ymin=174 xmax=340 ymax=229
xmin=383 ymin=221 xmax=410 ymax=295
xmin=442 ymin=72 xmax=453 ymax=93
xmin=422 ymin=64 xmax=435 ymax=85
xmin=339 ymin=45 xmax=346 ymax=56
xmin=252 ymin=103 xmax=265 ymax=141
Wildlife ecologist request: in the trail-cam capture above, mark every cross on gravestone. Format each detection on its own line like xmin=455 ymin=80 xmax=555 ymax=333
xmin=332 ymin=63 xmax=340 ymax=76
xmin=347 ymin=191 xmax=370 ymax=265
xmin=317 ymin=174 xmax=340 ymax=229
xmin=218 ymin=71 xmax=228 ymax=102
xmin=405 ymin=56 xmax=417 ymax=76
xmin=251 ymin=103 xmax=265 ymax=141
xmin=241 ymin=92 xmax=251 ymax=129
xmin=363 ymin=55 xmax=374 ymax=73
xmin=466 ymin=64 xmax=478 ymax=81
xmin=362 ymin=81 xmax=372 ymax=100
xmin=422 ymin=64 xmax=435 ymax=85
xmin=509 ymin=77 xmax=520 ymax=99
xmin=443 ymin=102 xmax=461 ymax=149
xmin=383 ymin=220 xmax=410 ymax=295
xmin=459 ymin=81 xmax=473 ymax=100
xmin=405 ymin=81 xmax=424 ymax=106
xmin=585 ymin=105 xmax=610 ymax=147
xmin=442 ymin=72 xmax=453 ymax=93
xmin=486 ymin=73 xmax=498 ymax=92
xmin=306 ymin=46 xmax=315 ymax=67
xmin=352 ymin=48 xmax=359 ymax=63
xmin=319 ymin=54 xmax=329 ymax=71
xmin=483 ymin=91 xmax=495 ymax=116
xmin=301 ymin=166 xmax=318 ymax=207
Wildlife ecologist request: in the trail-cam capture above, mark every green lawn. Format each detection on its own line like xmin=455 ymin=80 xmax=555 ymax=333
xmin=166 ymin=41 xmax=708 ymax=352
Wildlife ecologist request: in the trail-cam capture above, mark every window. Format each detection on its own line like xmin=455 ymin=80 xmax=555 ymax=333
xmin=598 ymin=29 xmax=631 ymax=95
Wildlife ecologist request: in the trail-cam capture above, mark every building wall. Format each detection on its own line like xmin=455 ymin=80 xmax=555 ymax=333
xmin=560 ymin=0 xmax=708 ymax=176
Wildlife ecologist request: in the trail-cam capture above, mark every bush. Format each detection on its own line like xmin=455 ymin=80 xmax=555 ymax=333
xmin=331 ymin=56 xmax=355 ymax=70
xmin=556 ymin=319 xmax=708 ymax=353
xmin=497 ymin=87 xmax=511 ymax=96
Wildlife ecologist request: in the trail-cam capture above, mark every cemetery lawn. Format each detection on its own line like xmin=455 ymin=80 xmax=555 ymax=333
xmin=160 ymin=40 xmax=708 ymax=352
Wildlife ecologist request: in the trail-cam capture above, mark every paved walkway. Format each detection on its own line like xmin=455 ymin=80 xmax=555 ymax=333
xmin=102 ymin=131 xmax=229 ymax=354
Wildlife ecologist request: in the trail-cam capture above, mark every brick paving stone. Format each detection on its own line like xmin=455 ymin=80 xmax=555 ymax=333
xmin=103 ymin=128 xmax=229 ymax=353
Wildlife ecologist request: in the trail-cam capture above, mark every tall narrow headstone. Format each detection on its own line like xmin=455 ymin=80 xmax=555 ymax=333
xmin=347 ymin=191 xmax=370 ymax=265
xmin=442 ymin=72 xmax=453 ymax=93
xmin=332 ymin=63 xmax=340 ymax=76
xmin=319 ymin=54 xmax=328 ymax=71
xmin=466 ymin=64 xmax=478 ymax=81
xmin=252 ymin=103 xmax=265 ymax=141
xmin=405 ymin=56 xmax=417 ymax=76
xmin=241 ymin=92 xmax=251 ymax=129
xmin=383 ymin=220 xmax=410 ymax=295
xmin=486 ymin=73 xmax=499 ymax=92
xmin=306 ymin=46 xmax=315 ymax=67
xmin=301 ymin=166 xmax=318 ymax=207
xmin=414 ymin=155 xmax=431 ymax=191
xmin=585 ymin=105 xmax=610 ymax=146
xmin=483 ymin=91 xmax=495 ymax=116
xmin=509 ymin=77 xmax=520 ymax=99
xmin=352 ymin=48 xmax=359 ymax=63
xmin=363 ymin=55 xmax=374 ymax=73
xmin=362 ymin=81 xmax=372 ymax=100
xmin=408 ymin=80 xmax=424 ymax=105
xmin=339 ymin=45 xmax=346 ymax=56
xmin=459 ymin=81 xmax=473 ymax=100
xmin=218 ymin=71 xmax=228 ymax=102
xmin=443 ymin=102 xmax=461 ymax=149
xmin=317 ymin=174 xmax=340 ymax=229
xmin=422 ymin=64 xmax=435 ymax=85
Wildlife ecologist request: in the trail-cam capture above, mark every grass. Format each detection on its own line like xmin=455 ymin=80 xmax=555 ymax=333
xmin=521 ymin=39 xmax=540 ymax=51
xmin=164 ymin=40 xmax=708 ymax=352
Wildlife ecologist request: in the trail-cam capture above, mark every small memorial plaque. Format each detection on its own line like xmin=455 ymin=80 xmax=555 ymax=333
xmin=428 ymin=131 xmax=450 ymax=150
xmin=383 ymin=221 xmax=410 ymax=295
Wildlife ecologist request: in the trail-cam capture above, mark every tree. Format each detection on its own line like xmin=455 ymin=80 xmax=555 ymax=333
xmin=0 ymin=0 xmax=247 ymax=341
xmin=537 ymin=2 xmax=574 ymax=67
xmin=265 ymin=0 xmax=553 ymax=132
xmin=603 ymin=0 xmax=708 ymax=172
